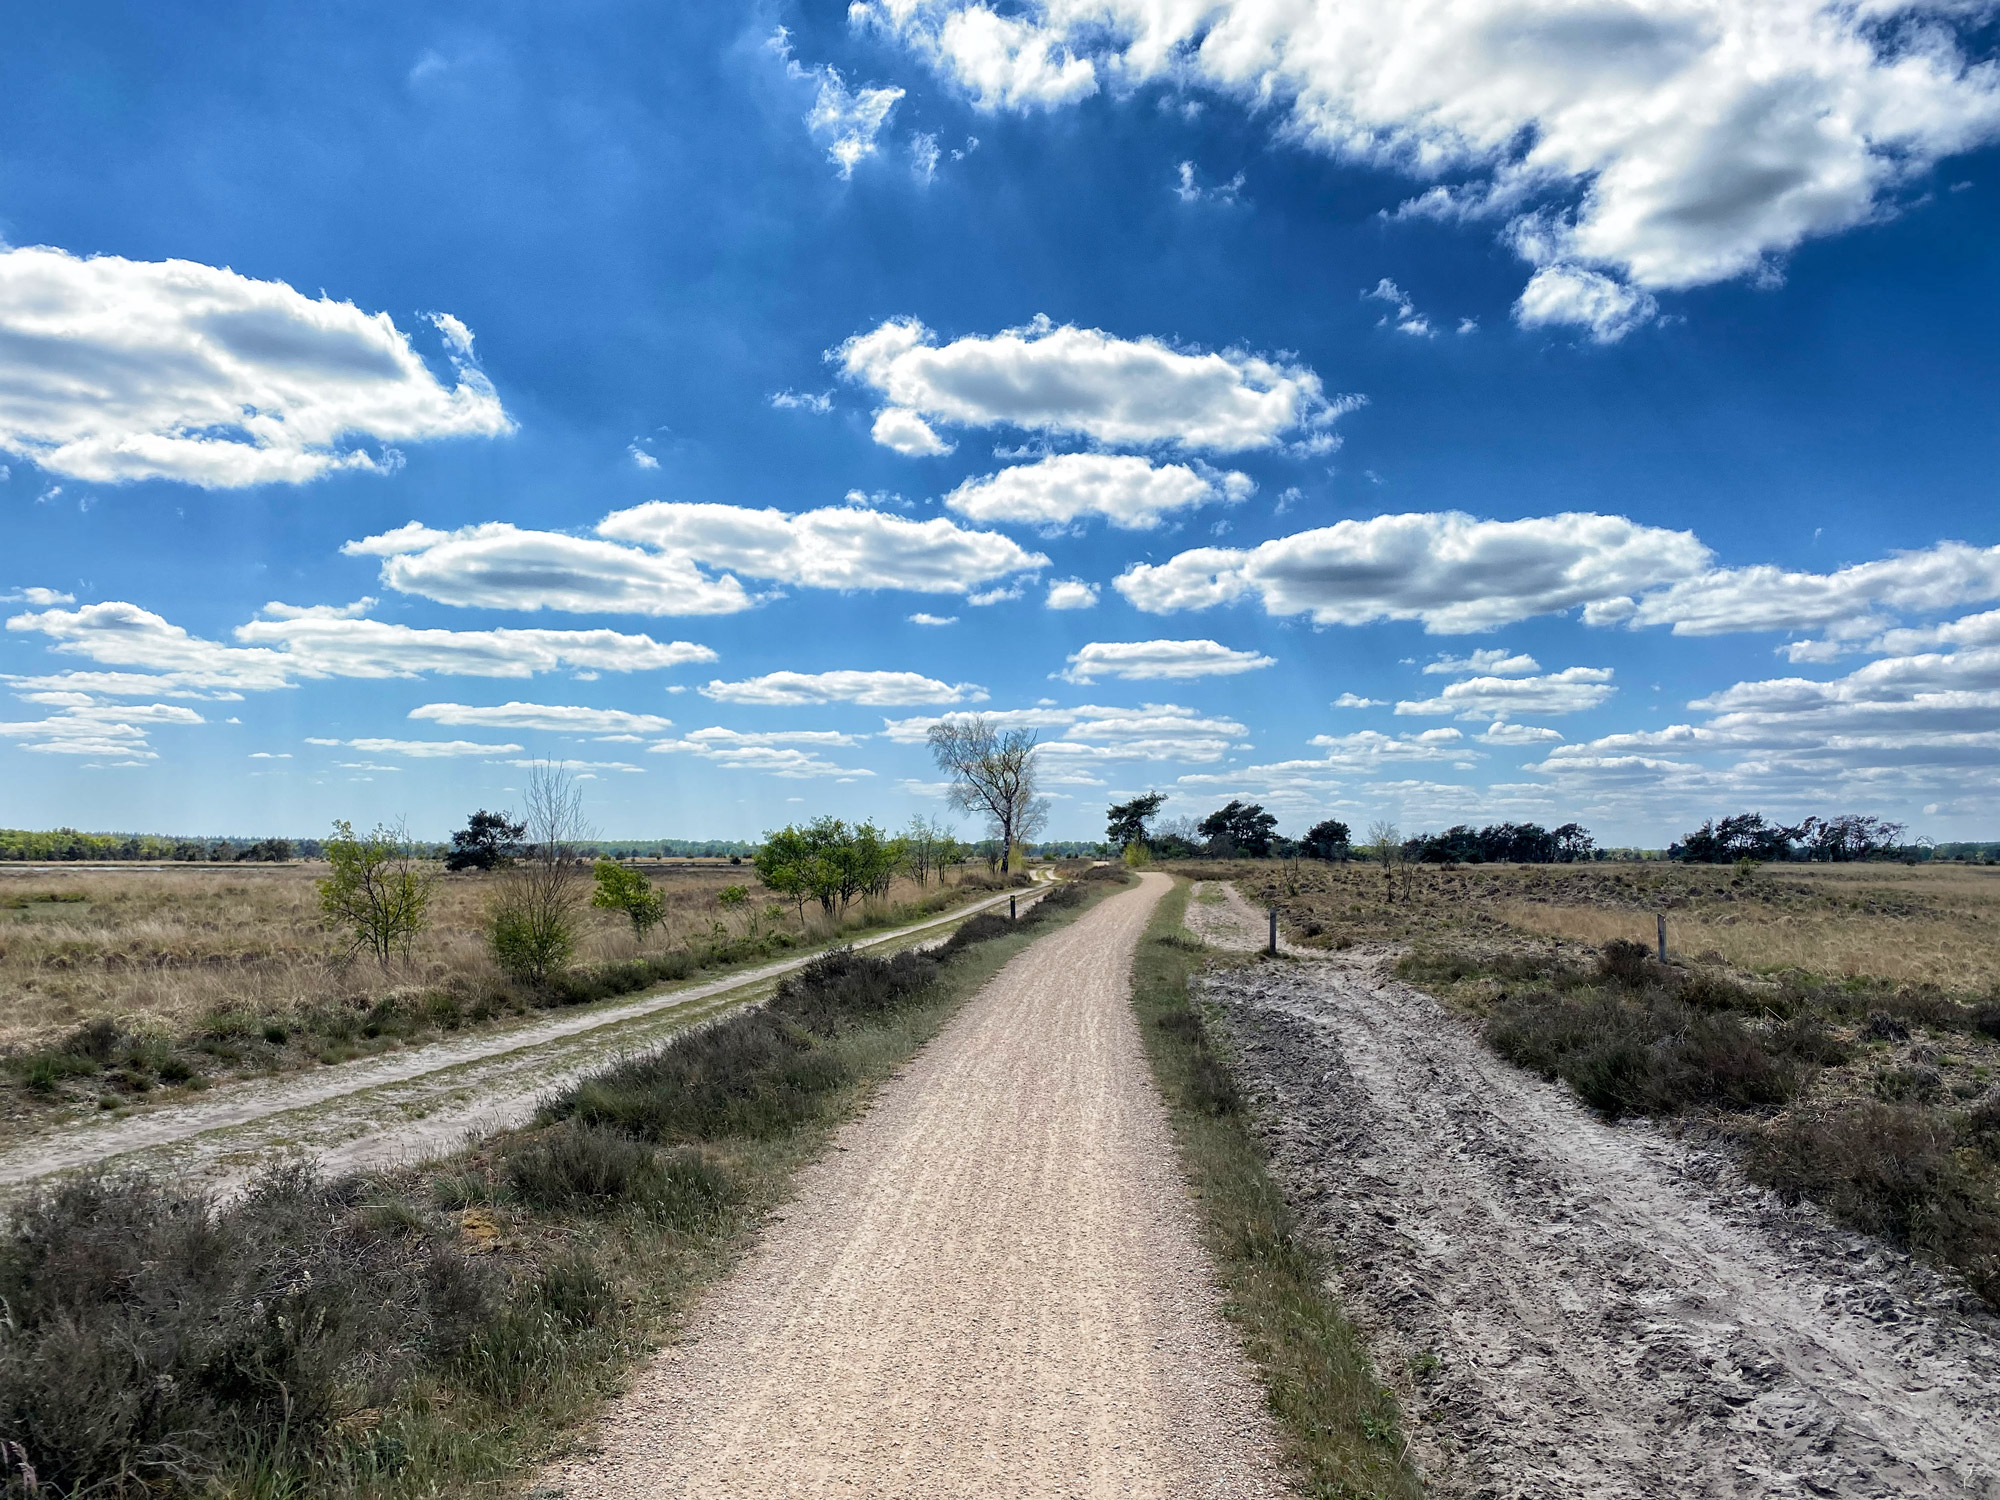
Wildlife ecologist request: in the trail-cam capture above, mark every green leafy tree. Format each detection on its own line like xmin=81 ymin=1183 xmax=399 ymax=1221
xmin=1106 ymin=792 xmax=1165 ymax=852
xmin=1197 ymin=800 xmax=1280 ymax=857
xmin=591 ymin=859 xmax=665 ymax=939
xmin=1300 ymin=819 xmax=1352 ymax=861
xmin=447 ymin=809 xmax=527 ymax=871
xmin=317 ymin=819 xmax=436 ymax=969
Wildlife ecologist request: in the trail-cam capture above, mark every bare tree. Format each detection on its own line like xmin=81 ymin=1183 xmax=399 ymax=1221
xmin=927 ymin=716 xmax=1046 ymax=873
xmin=1366 ymin=819 xmax=1403 ymax=904
xmin=489 ymin=763 xmax=594 ymax=986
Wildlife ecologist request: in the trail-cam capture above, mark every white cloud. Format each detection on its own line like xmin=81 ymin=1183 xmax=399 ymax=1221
xmin=801 ymin=58 xmax=905 ymax=177
xmin=870 ymin=406 xmax=955 ymax=456
xmin=0 ymin=245 xmax=511 ymax=486
xmin=699 ymin=669 xmax=986 ymax=706
xmin=1045 ymin=579 xmax=1100 ymax=610
xmin=0 ymin=700 xmax=201 ymax=758
xmin=5 ymin=599 xmax=713 ymax=697
xmin=649 ymin=725 xmax=873 ymax=779
xmin=1363 ymin=278 xmax=1432 ymax=336
xmin=1424 ymin=649 xmax=1540 ymax=676
xmin=330 ymin=737 xmax=524 ymax=757
xmin=597 ymin=500 xmax=1044 ymax=596
xmin=860 ymin=3 xmax=2000 ymax=327
xmin=1623 ymin=541 xmax=2000 ymax=641
xmin=1396 ymin=666 xmax=1616 ymax=718
xmin=911 ymin=131 xmax=942 ymax=183
xmin=1331 ymin=692 xmax=1384 ymax=708
xmin=835 ymin=314 xmax=1347 ymax=454
xmin=409 ymin=701 xmax=674 ymax=735
xmin=945 ymin=452 xmax=1253 ymax=531
xmin=347 ymin=502 xmax=1046 ymax=614
xmin=908 ymin=612 xmax=958 ymax=626
xmin=881 ymin=701 xmax=1246 ymax=768
xmin=770 ymin=389 xmax=835 ymax=414
xmin=1307 ymin=727 xmax=1482 ymax=770
xmin=345 ymin=521 xmax=755 ymax=616
xmin=1480 ymin=721 xmax=1565 ymax=745
xmin=2 ymin=587 xmax=74 ymax=605
xmin=1117 ymin=511 xmax=1709 ymax=632
xmin=1058 ymin=638 xmax=1275 ymax=684
xmin=628 ymin=445 xmax=660 ymax=470
xmin=1514 ymin=265 xmax=1659 ymax=342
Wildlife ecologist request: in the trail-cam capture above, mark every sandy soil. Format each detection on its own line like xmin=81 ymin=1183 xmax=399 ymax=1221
xmin=0 ymin=886 xmax=1036 ymax=1196
xmin=1200 ymin=945 xmax=2000 ymax=1499
xmin=547 ymin=871 xmax=1286 ymax=1500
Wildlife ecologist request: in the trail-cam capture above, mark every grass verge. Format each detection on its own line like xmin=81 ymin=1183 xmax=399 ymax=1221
xmin=0 ymin=873 xmax=1123 ymax=1500
xmin=1130 ymin=878 xmax=1424 ymax=1500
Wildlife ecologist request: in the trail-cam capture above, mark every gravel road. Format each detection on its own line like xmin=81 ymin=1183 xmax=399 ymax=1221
xmin=0 ymin=887 xmax=1034 ymax=1196
xmin=548 ymin=871 xmax=1286 ymax=1500
xmin=1198 ymin=938 xmax=2000 ymax=1499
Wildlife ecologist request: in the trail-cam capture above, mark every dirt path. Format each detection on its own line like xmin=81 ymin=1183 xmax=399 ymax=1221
xmin=1202 ymin=949 xmax=2000 ymax=1499
xmin=0 ymin=887 xmax=1036 ymax=1196
xmin=548 ymin=871 xmax=1285 ymax=1500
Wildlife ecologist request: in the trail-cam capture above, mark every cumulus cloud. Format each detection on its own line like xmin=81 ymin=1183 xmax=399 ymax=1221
xmin=0 ymin=245 xmax=511 ymax=486
xmin=881 ymin=701 xmax=1246 ymax=772
xmin=0 ymin=700 xmax=201 ymax=758
xmin=858 ymin=2 xmax=2000 ymax=332
xmin=1058 ymin=638 xmax=1275 ymax=685
xmin=1480 ymin=721 xmax=1565 ymax=745
xmin=769 ymin=389 xmax=834 ymax=414
xmin=1331 ymin=692 xmax=1384 ymax=708
xmin=649 ymin=725 xmax=873 ymax=779
xmin=944 ymin=453 xmax=1253 ymax=531
xmin=908 ymin=612 xmax=958 ymax=626
xmin=5 ymin=599 xmax=713 ymax=698
xmin=1308 ymin=727 xmax=1482 ymax=769
xmin=835 ymin=314 xmax=1347 ymax=454
xmin=1424 ymin=649 xmax=1540 ymax=676
xmin=699 ymin=670 xmax=986 ymax=706
xmin=1045 ymin=579 xmax=1099 ymax=610
xmin=408 ymin=701 xmax=674 ymax=735
xmin=346 ymin=501 xmax=1046 ymax=614
xmin=1396 ymin=666 xmax=1616 ymax=718
xmin=770 ymin=30 xmax=906 ymax=178
xmin=1621 ymin=540 xmax=2000 ymax=642
xmin=2 ymin=587 xmax=74 ymax=605
xmin=1117 ymin=511 xmax=1709 ymax=632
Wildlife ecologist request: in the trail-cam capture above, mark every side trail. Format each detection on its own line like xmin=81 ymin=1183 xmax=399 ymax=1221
xmin=548 ymin=871 xmax=1286 ymax=1500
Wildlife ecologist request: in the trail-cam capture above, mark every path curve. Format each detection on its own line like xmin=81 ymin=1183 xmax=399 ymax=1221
xmin=0 ymin=885 xmax=1040 ymax=1194
xmin=549 ymin=871 xmax=1286 ymax=1500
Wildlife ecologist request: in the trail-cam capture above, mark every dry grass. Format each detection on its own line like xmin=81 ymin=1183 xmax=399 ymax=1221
xmin=0 ymin=861 xmax=978 ymax=1049
xmin=1188 ymin=856 xmax=2000 ymax=994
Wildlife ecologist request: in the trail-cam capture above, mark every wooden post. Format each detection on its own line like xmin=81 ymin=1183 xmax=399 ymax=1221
xmin=1009 ymin=895 xmax=1017 ymax=921
xmin=1656 ymin=912 xmax=1667 ymax=963
xmin=1268 ymin=906 xmax=1278 ymax=956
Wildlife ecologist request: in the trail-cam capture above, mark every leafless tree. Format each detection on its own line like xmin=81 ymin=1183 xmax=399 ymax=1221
xmin=927 ymin=716 xmax=1046 ymax=872
xmin=1367 ymin=819 xmax=1403 ymax=904
xmin=488 ymin=763 xmax=595 ymax=985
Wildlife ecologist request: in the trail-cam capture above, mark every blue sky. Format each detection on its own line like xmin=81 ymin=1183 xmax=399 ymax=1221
xmin=3 ymin=0 xmax=1998 ymax=845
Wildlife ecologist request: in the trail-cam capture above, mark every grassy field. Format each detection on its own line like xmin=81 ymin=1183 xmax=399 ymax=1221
xmin=1131 ymin=879 xmax=1423 ymax=1500
xmin=0 ymin=872 xmax=1123 ymax=1500
xmin=0 ymin=861 xmax=1014 ymax=1122
xmin=1193 ymin=856 xmax=2000 ymax=1307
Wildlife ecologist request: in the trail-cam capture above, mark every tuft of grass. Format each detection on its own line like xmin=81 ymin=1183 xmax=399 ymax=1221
xmin=1131 ymin=881 xmax=1423 ymax=1500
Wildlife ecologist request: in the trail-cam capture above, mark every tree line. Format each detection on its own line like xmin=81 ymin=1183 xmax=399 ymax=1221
xmin=1668 ymin=812 xmax=1916 ymax=863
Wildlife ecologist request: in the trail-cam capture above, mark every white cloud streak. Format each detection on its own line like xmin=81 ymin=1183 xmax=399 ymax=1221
xmin=699 ymin=670 xmax=987 ymax=706
xmin=1058 ymin=638 xmax=1275 ymax=684
xmin=408 ymin=702 xmax=675 ymax=735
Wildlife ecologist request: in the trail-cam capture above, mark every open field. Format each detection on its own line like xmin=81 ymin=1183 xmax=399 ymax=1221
xmin=0 ymin=861 xmax=1016 ymax=1126
xmin=1202 ymin=855 xmax=2000 ymax=992
xmin=0 ymin=860 xmax=982 ymax=1047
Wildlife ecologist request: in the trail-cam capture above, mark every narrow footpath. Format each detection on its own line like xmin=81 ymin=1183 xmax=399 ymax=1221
xmin=548 ymin=871 xmax=1285 ymax=1500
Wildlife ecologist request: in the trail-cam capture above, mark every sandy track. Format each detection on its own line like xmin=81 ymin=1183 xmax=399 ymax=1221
xmin=1203 ymin=953 xmax=2000 ymax=1499
xmin=0 ymin=887 xmax=1036 ymax=1195
xmin=548 ymin=872 xmax=1285 ymax=1500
